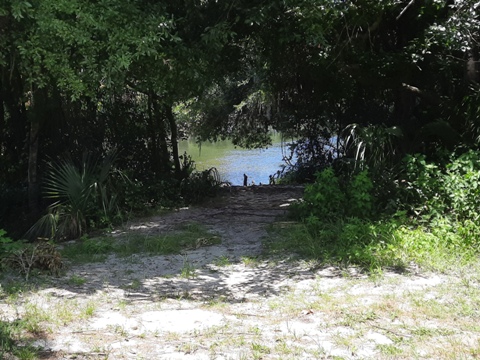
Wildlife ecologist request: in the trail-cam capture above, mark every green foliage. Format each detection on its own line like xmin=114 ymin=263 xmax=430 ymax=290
xmin=302 ymin=168 xmax=345 ymax=220
xmin=2 ymin=0 xmax=480 ymax=243
xmin=294 ymin=168 xmax=373 ymax=220
xmin=443 ymin=152 xmax=480 ymax=221
xmin=0 ymin=229 xmax=22 ymax=257
xmin=0 ymin=320 xmax=20 ymax=358
xmin=403 ymin=150 xmax=480 ymax=222
xmin=126 ymin=222 xmax=221 ymax=256
xmin=180 ymin=167 xmax=224 ymax=204
xmin=0 ymin=230 xmax=31 ymax=276
xmin=347 ymin=169 xmax=374 ymax=217
xmin=0 ymin=316 xmax=39 ymax=359
xmin=119 ymin=165 xmax=223 ymax=213
xmin=180 ymin=256 xmax=197 ymax=279
xmin=0 ymin=323 xmax=12 ymax=357
xmin=78 ymin=237 xmax=115 ymax=255
xmin=344 ymin=124 xmax=404 ymax=170
xmin=1 ymin=232 xmax=63 ymax=279
xmin=121 ymin=176 xmax=179 ymax=213
xmin=1 ymin=0 xmax=237 ymax=233
xmin=269 ymin=214 xmax=480 ymax=272
xmin=26 ymin=153 xmax=122 ymax=240
xmin=279 ymin=151 xmax=480 ymax=272
xmin=67 ymin=274 xmax=87 ymax=286
xmin=60 ymin=236 xmax=114 ymax=263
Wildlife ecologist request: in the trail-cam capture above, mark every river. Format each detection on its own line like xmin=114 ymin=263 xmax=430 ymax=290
xmin=178 ymin=136 xmax=290 ymax=185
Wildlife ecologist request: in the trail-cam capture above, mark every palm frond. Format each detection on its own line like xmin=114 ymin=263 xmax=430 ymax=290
xmin=343 ymin=123 xmax=403 ymax=170
xmin=24 ymin=212 xmax=58 ymax=241
xmin=28 ymin=151 xmax=121 ymax=241
xmin=44 ymin=160 xmax=95 ymax=211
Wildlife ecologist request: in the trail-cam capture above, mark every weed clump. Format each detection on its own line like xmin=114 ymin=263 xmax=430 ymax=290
xmin=1 ymin=230 xmax=63 ymax=280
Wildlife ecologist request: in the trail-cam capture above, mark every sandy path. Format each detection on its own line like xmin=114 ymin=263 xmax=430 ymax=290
xmin=25 ymin=186 xmax=310 ymax=358
xmin=2 ymin=185 xmax=462 ymax=360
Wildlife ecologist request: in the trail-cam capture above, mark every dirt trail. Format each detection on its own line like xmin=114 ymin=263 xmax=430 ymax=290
xmin=7 ymin=186 xmax=311 ymax=359
xmin=129 ymin=185 xmax=304 ymax=257
xmin=2 ymin=185 xmax=458 ymax=360
xmin=83 ymin=185 xmax=307 ymax=304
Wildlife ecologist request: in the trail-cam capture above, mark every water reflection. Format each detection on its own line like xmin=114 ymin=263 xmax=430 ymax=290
xmin=178 ymin=138 xmax=287 ymax=185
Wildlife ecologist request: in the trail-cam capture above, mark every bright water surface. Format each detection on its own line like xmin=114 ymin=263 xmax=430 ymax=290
xmin=178 ymin=136 xmax=288 ymax=185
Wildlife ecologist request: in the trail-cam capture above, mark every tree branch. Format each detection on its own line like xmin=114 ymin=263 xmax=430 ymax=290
xmin=402 ymin=83 xmax=440 ymax=105
xmin=396 ymin=0 xmax=415 ymax=21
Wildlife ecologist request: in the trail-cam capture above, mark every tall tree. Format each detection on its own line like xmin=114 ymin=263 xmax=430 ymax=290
xmin=186 ymin=0 xmax=480 ymax=165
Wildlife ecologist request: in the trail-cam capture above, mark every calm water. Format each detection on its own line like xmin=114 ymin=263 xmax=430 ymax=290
xmin=178 ymin=137 xmax=288 ymax=185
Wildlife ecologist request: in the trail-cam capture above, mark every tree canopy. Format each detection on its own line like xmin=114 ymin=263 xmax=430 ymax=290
xmin=1 ymin=0 xmax=479 ymax=235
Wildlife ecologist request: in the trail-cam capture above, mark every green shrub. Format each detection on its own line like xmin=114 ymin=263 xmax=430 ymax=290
xmin=180 ymin=167 xmax=223 ymax=204
xmin=0 ymin=318 xmax=39 ymax=359
xmin=403 ymin=150 xmax=480 ymax=222
xmin=443 ymin=151 xmax=480 ymax=221
xmin=26 ymin=153 xmax=122 ymax=241
xmin=122 ymin=176 xmax=181 ymax=212
xmin=347 ymin=169 xmax=374 ymax=217
xmin=0 ymin=229 xmax=27 ymax=267
xmin=279 ymin=151 xmax=480 ymax=272
xmin=0 ymin=229 xmax=14 ymax=255
xmin=1 ymin=230 xmax=64 ymax=279
xmin=293 ymin=167 xmax=373 ymax=220
xmin=269 ymin=214 xmax=480 ymax=272
xmin=0 ymin=320 xmax=17 ymax=356
xmin=297 ymin=167 xmax=345 ymax=220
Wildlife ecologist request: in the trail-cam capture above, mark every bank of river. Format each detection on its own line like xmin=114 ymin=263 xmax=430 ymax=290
xmin=178 ymin=137 xmax=290 ymax=185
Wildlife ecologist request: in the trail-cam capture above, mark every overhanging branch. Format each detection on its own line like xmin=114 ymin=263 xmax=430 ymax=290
xmin=396 ymin=0 xmax=416 ymax=21
xmin=402 ymin=83 xmax=440 ymax=105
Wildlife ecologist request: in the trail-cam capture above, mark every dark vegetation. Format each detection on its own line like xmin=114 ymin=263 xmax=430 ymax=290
xmin=1 ymin=0 xmax=480 ymax=274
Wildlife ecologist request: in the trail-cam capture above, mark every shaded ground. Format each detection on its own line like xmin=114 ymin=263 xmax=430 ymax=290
xmin=2 ymin=185 xmax=480 ymax=359
xmin=63 ymin=186 xmax=306 ymax=302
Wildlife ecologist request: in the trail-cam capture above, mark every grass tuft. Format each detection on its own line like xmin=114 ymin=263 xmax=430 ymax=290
xmin=62 ymin=222 xmax=220 ymax=263
xmin=266 ymin=216 xmax=480 ymax=273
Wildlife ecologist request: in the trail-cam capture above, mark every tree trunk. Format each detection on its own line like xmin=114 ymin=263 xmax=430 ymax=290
xmin=28 ymin=87 xmax=54 ymax=215
xmin=165 ymin=104 xmax=182 ymax=180
xmin=2 ymin=68 xmax=28 ymax=183
xmin=466 ymin=44 xmax=479 ymax=84
xmin=393 ymin=85 xmax=417 ymax=153
xmin=27 ymin=111 xmax=40 ymax=214
xmin=149 ymin=92 xmax=170 ymax=175
xmin=0 ymin=76 xmax=4 ymax=152
xmin=147 ymin=92 xmax=161 ymax=175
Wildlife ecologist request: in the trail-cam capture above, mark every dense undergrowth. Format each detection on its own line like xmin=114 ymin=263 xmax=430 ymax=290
xmin=0 ymin=153 xmax=223 ymax=239
xmin=0 ymin=154 xmax=223 ymax=284
xmin=270 ymin=150 xmax=480 ymax=272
